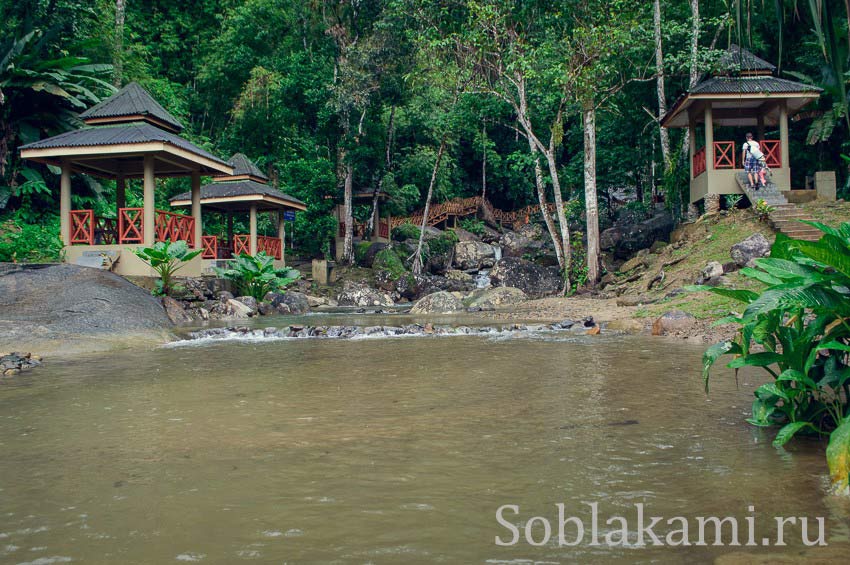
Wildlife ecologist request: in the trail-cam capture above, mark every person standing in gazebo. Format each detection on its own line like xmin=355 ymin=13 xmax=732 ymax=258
xmin=741 ymin=132 xmax=764 ymax=190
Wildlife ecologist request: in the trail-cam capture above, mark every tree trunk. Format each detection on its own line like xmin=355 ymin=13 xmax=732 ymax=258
xmin=113 ymin=0 xmax=126 ymax=87
xmin=481 ymin=122 xmax=487 ymax=199
xmin=529 ymin=137 xmax=563 ymax=269
xmin=340 ymin=146 xmax=354 ymax=264
xmin=543 ymin=147 xmax=571 ymax=294
xmin=583 ymin=101 xmax=600 ymax=286
xmin=681 ymin=0 xmax=700 ymax=160
xmin=654 ymin=0 xmax=670 ymax=170
xmin=368 ymin=105 xmax=395 ymax=235
xmin=412 ymin=138 xmax=446 ymax=275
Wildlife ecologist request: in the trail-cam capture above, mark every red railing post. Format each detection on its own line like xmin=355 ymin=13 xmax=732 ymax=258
xmin=760 ymin=140 xmax=781 ymax=168
xmin=119 ymin=208 xmax=144 ymax=244
xmin=233 ymin=234 xmax=250 ymax=256
xmin=70 ymin=210 xmax=94 ymax=245
xmin=201 ymin=235 xmax=217 ymax=259
xmin=713 ymin=141 xmax=735 ymax=169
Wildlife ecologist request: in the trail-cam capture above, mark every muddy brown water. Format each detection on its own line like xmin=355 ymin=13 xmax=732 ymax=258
xmin=1 ymin=313 xmax=849 ymax=564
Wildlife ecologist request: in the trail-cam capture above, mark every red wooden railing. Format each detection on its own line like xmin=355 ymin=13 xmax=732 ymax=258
xmin=693 ymin=146 xmax=707 ymax=177
xmin=233 ymin=234 xmax=250 ymax=256
xmin=258 ymin=236 xmax=282 ymax=259
xmin=119 ymin=207 xmax=144 ymax=243
xmin=713 ymin=141 xmax=736 ymax=169
xmin=761 ymin=139 xmax=781 ymax=168
xmin=379 ymin=219 xmax=389 ymax=239
xmin=70 ymin=210 xmax=94 ymax=244
xmin=201 ymin=235 xmax=218 ymax=259
xmin=155 ymin=209 xmax=195 ymax=247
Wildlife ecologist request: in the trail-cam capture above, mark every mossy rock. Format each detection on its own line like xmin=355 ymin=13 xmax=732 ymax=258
xmin=354 ymin=241 xmax=373 ymax=266
xmin=392 ymin=223 xmax=421 ymax=241
xmin=373 ymin=247 xmax=407 ymax=280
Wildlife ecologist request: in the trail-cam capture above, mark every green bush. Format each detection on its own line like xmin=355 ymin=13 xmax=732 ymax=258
xmin=0 ymin=214 xmax=63 ymax=263
xmin=392 ymin=222 xmax=421 ymax=241
xmin=427 ymin=230 xmax=459 ymax=258
xmin=214 ymin=252 xmax=300 ymax=301
xmin=354 ymin=241 xmax=372 ymax=266
xmin=373 ymin=247 xmax=406 ymax=280
xmin=691 ymin=222 xmax=850 ymax=490
xmin=133 ymin=240 xmax=202 ymax=296
xmin=458 ymin=217 xmax=485 ymax=236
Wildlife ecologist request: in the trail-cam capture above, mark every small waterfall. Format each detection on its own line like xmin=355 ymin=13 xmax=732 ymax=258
xmin=474 ymin=270 xmax=491 ymax=288
xmin=493 ymin=245 xmax=503 ymax=261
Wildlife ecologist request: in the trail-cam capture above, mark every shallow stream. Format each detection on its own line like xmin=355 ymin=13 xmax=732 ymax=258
xmin=1 ymin=313 xmax=848 ymax=563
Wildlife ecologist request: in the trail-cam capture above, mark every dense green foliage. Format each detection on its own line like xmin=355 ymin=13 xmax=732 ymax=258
xmin=692 ymin=222 xmax=850 ymax=487
xmin=133 ymin=240 xmax=202 ymax=295
xmin=1 ymin=0 xmax=848 ymax=262
xmin=213 ymin=252 xmax=299 ymax=300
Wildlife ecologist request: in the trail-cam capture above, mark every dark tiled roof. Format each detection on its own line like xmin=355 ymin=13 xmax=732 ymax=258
xmin=80 ymin=82 xmax=184 ymax=132
xmin=719 ymin=44 xmax=776 ymax=73
xmin=19 ymin=121 xmax=229 ymax=167
xmin=228 ymin=153 xmax=269 ymax=181
xmin=171 ymin=180 xmax=306 ymax=208
xmin=690 ymin=76 xmax=823 ymax=95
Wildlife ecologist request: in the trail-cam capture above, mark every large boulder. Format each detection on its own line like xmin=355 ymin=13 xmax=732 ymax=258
xmin=730 ymin=233 xmax=771 ymax=267
xmin=517 ymin=222 xmax=544 ymax=240
xmin=600 ymin=210 xmax=675 ymax=259
xmin=267 ymin=291 xmax=311 ymax=315
xmin=161 ymin=296 xmax=192 ymax=324
xmin=466 ymin=287 xmax=528 ymax=309
xmin=358 ymin=242 xmax=389 ymax=268
xmin=336 ymin=281 xmax=394 ymax=307
xmin=409 ymin=291 xmax=464 ymax=314
xmin=499 ymin=230 xmax=537 ymax=258
xmin=454 ymin=241 xmax=497 ymax=270
xmin=0 ymin=263 xmax=173 ymax=354
xmin=489 ymin=257 xmax=562 ymax=298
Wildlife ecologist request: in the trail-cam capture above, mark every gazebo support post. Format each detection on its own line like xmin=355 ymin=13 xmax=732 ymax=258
xmin=143 ymin=154 xmax=155 ymax=246
xmin=60 ymin=159 xmax=71 ymax=246
xmin=688 ymin=111 xmax=696 ymax=181
xmin=756 ymin=113 xmax=765 ymax=142
xmin=704 ymin=103 xmax=714 ymax=173
xmin=779 ymin=101 xmax=790 ymax=168
xmin=226 ymin=213 xmax=234 ymax=250
xmin=191 ymin=170 xmax=202 ymax=248
xmin=249 ymin=204 xmax=258 ymax=256
xmin=116 ymin=174 xmax=126 ymax=219
xmin=278 ymin=211 xmax=286 ymax=266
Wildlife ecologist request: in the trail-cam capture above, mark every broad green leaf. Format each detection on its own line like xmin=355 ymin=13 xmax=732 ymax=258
xmin=685 ymin=285 xmax=758 ymax=303
xmin=755 ymin=382 xmax=788 ymax=400
xmin=727 ymin=352 xmax=783 ymax=369
xmin=702 ymin=341 xmax=741 ymax=393
xmin=776 ymin=368 xmax=817 ymax=389
xmin=773 ymin=421 xmax=813 ymax=448
xmin=827 ymin=418 xmax=850 ymax=491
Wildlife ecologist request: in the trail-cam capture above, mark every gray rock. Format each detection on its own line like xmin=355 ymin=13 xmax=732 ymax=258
xmin=489 ymin=257 xmax=562 ymax=298
xmin=218 ymin=291 xmax=234 ymax=302
xmin=465 ymin=287 xmax=528 ymax=309
xmin=499 ymin=230 xmax=535 ymax=257
xmin=453 ymin=241 xmax=497 ymax=270
xmin=276 ymin=303 xmax=292 ymax=315
xmin=225 ymin=299 xmax=254 ymax=319
xmin=236 ymin=296 xmax=259 ymax=313
xmin=268 ymin=291 xmax=311 ymax=315
xmin=336 ymin=281 xmax=394 ymax=307
xmin=257 ymin=302 xmax=275 ymax=316
xmin=161 ymin=296 xmax=192 ymax=324
xmin=700 ymin=261 xmax=724 ymax=281
xmin=651 ymin=310 xmax=697 ymax=336
xmin=601 ymin=210 xmax=675 ymax=259
xmin=730 ymin=233 xmax=771 ymax=267
xmin=410 ymin=291 xmax=464 ymax=314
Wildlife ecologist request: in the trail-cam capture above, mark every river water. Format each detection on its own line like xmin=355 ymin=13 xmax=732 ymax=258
xmin=1 ymin=313 xmax=848 ymax=564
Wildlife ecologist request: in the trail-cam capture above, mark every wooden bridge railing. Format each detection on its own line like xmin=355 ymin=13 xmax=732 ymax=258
xmin=390 ymin=196 xmax=556 ymax=232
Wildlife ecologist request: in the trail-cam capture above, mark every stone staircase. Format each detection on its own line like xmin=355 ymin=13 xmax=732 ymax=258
xmin=735 ymin=172 xmax=822 ymax=242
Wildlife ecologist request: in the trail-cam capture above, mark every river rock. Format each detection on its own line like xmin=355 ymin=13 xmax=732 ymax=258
xmin=236 ymin=296 xmax=258 ymax=314
xmin=446 ymin=270 xmax=474 ymax=283
xmin=360 ymin=242 xmax=389 ymax=267
xmin=466 ymin=287 xmax=528 ymax=309
xmin=336 ymin=281 xmax=394 ymax=307
xmin=225 ymin=298 xmax=255 ymax=318
xmin=218 ymin=291 xmax=234 ymax=302
xmin=606 ymin=318 xmax=646 ymax=334
xmin=517 ymin=222 xmax=543 ymax=240
xmin=616 ymin=294 xmax=656 ymax=307
xmin=651 ymin=310 xmax=697 ymax=336
xmin=161 ymin=296 xmax=193 ymax=324
xmin=267 ymin=291 xmax=311 ymax=314
xmin=453 ymin=241 xmax=497 ymax=270
xmin=257 ymin=302 xmax=275 ymax=316
xmin=699 ymin=261 xmax=725 ymax=282
xmin=730 ymin=233 xmax=771 ymax=267
xmin=410 ymin=291 xmax=464 ymax=314
xmin=489 ymin=257 xmax=561 ymax=298
xmin=601 ymin=209 xmax=675 ymax=259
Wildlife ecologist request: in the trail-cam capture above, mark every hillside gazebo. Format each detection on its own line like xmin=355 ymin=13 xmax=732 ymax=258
xmin=661 ymin=45 xmax=822 ymax=211
xmin=170 ymin=153 xmax=306 ymax=266
xmin=19 ymin=82 xmax=233 ymax=276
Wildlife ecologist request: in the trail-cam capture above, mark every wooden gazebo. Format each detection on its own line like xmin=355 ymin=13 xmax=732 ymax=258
xmin=20 ymin=82 xmax=233 ymax=276
xmin=170 ymin=153 xmax=306 ymax=266
xmin=661 ymin=45 xmax=822 ymax=210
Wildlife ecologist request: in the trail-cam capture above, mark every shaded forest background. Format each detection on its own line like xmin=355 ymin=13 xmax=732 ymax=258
xmin=1 ymin=0 xmax=847 ymax=267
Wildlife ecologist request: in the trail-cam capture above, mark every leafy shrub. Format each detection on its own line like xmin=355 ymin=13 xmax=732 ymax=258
xmin=459 ymin=217 xmax=485 ymax=236
xmin=133 ymin=240 xmax=202 ymax=296
xmin=392 ymin=222 xmax=421 ymax=241
xmin=373 ymin=247 xmax=406 ymax=280
xmin=214 ymin=252 xmax=300 ymax=301
xmin=724 ymin=194 xmax=743 ymax=209
xmin=691 ymin=222 xmax=850 ymax=489
xmin=566 ymin=238 xmax=588 ymax=291
xmin=753 ymin=199 xmax=774 ymax=222
xmin=426 ymin=230 xmax=459 ymax=258
xmin=617 ymin=200 xmax=651 ymax=223
xmin=0 ymin=214 xmax=63 ymax=263
xmin=354 ymin=241 xmax=372 ymax=266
